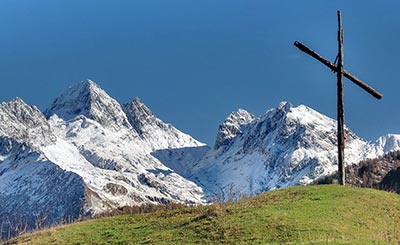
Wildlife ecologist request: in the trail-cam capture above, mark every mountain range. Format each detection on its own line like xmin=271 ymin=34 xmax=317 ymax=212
xmin=1 ymin=79 xmax=399 ymax=239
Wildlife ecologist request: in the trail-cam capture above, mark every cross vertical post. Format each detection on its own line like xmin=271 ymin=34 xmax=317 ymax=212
xmin=337 ymin=11 xmax=345 ymax=185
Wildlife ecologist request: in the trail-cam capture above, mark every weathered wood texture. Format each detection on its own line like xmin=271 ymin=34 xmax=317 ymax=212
xmin=337 ymin=11 xmax=345 ymax=186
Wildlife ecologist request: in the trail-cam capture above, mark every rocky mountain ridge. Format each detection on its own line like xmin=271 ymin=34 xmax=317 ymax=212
xmin=190 ymin=101 xmax=400 ymax=200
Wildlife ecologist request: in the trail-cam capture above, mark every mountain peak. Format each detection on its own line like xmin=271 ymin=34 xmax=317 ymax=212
xmin=123 ymin=97 xmax=159 ymax=136
xmin=45 ymin=80 xmax=131 ymax=129
xmin=0 ymin=98 xmax=52 ymax=142
xmin=10 ymin=96 xmax=25 ymax=104
xmin=3 ymin=97 xmax=32 ymax=111
xmin=277 ymin=101 xmax=292 ymax=110
xmin=84 ymin=79 xmax=96 ymax=85
xmin=214 ymin=108 xmax=255 ymax=150
xmin=1 ymin=97 xmax=40 ymax=120
xmin=81 ymin=79 xmax=102 ymax=92
xmin=122 ymin=98 xmax=205 ymax=150
xmin=71 ymin=79 xmax=98 ymax=92
xmin=132 ymin=96 xmax=142 ymax=104
xmin=374 ymin=134 xmax=400 ymax=155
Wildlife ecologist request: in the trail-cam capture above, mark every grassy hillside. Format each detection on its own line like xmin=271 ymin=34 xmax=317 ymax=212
xmin=7 ymin=185 xmax=400 ymax=244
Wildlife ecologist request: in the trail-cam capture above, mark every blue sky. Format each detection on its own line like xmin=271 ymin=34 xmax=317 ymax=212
xmin=0 ymin=1 xmax=399 ymax=145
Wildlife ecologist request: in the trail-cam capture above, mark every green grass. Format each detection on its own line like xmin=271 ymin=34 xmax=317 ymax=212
xmin=7 ymin=185 xmax=400 ymax=244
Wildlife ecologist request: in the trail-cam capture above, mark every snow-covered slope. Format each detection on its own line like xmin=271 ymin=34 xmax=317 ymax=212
xmin=0 ymin=138 xmax=86 ymax=239
xmin=191 ymin=101 xmax=400 ymax=200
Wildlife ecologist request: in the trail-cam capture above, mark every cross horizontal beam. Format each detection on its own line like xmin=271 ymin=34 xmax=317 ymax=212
xmin=294 ymin=41 xmax=383 ymax=100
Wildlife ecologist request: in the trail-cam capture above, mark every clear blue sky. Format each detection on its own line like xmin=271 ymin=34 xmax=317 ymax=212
xmin=0 ymin=1 xmax=399 ymax=145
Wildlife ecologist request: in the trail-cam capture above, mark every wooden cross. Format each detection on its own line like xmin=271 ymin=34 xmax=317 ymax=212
xmin=294 ymin=11 xmax=383 ymax=185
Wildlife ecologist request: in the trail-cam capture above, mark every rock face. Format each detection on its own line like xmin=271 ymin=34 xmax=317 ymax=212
xmin=214 ymin=108 xmax=255 ymax=150
xmin=123 ymin=97 xmax=159 ymax=137
xmin=191 ymin=102 xmax=400 ymax=201
xmin=122 ymin=97 xmax=203 ymax=150
xmin=0 ymin=98 xmax=55 ymax=145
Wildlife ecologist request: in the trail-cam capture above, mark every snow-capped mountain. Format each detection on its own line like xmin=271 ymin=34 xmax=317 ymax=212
xmin=1 ymin=80 xmax=400 ymax=240
xmin=42 ymin=81 xmax=208 ymax=209
xmin=0 ymin=80 xmax=208 ymax=239
xmin=190 ymin=101 xmax=400 ymax=200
